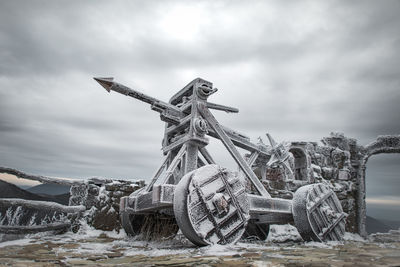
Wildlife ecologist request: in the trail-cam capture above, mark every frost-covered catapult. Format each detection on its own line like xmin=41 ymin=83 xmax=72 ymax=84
xmin=94 ymin=77 xmax=347 ymax=246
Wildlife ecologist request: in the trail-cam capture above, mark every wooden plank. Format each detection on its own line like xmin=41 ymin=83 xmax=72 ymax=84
xmin=0 ymin=223 xmax=71 ymax=234
xmin=165 ymin=114 xmax=192 ymax=135
xmin=207 ymin=128 xmax=270 ymax=158
xmin=206 ymin=102 xmax=239 ymax=113
xmin=321 ymin=213 xmax=347 ymax=239
xmin=160 ymin=144 xmax=187 ymax=185
xmin=179 ymin=100 xmax=193 ymax=113
xmin=0 ymin=198 xmax=85 ymax=213
xmin=308 ymin=191 xmax=334 ymax=213
xmin=199 ymin=147 xmax=216 ymax=164
xmin=247 ymin=151 xmax=260 ymax=166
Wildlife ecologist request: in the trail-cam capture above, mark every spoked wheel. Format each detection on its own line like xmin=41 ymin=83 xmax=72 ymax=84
xmin=121 ymin=212 xmax=179 ymax=240
xmin=174 ymin=164 xmax=250 ymax=246
xmin=242 ymin=222 xmax=270 ymax=241
xmin=292 ymin=183 xmax=347 ymax=242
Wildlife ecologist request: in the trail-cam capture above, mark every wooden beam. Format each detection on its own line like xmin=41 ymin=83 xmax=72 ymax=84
xmin=207 ymin=128 xmax=270 ymax=158
xmin=0 ymin=223 xmax=71 ymax=234
xmin=198 ymin=103 xmax=271 ymax=198
xmin=0 ymin=198 xmax=85 ymax=213
xmin=199 ymin=147 xmax=216 ymax=164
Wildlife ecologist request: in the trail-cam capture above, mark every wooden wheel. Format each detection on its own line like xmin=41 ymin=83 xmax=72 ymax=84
xmin=174 ymin=164 xmax=250 ymax=246
xmin=292 ymin=183 xmax=346 ymax=242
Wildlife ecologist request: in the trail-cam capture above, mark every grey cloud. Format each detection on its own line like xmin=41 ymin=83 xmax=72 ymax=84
xmin=0 ymin=1 xmax=331 ymax=76
xmin=0 ymin=0 xmax=399 ymax=221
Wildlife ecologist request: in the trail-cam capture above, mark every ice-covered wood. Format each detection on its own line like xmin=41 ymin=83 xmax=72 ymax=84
xmin=292 ymin=183 xmax=346 ymax=242
xmin=98 ymin=78 xmax=351 ymax=244
xmin=0 ymin=222 xmax=70 ymax=234
xmin=174 ymin=165 xmax=250 ymax=246
xmin=0 ymin=198 xmax=85 ymax=213
xmin=198 ymin=102 xmax=271 ymax=198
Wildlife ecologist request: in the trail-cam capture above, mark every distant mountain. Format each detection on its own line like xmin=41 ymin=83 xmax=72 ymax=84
xmin=17 ymin=185 xmax=32 ymax=190
xmin=27 ymin=183 xmax=70 ymax=196
xmin=0 ymin=179 xmax=69 ymax=205
xmin=381 ymin=219 xmax=400 ymax=231
xmin=41 ymin=193 xmax=70 ymax=206
xmin=0 ymin=179 xmax=49 ymax=201
xmin=366 ymin=215 xmax=391 ymax=234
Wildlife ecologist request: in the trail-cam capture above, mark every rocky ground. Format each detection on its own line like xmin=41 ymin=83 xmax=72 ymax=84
xmin=0 ymin=226 xmax=399 ymax=267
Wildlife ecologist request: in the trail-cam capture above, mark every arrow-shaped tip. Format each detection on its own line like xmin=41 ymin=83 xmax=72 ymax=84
xmin=93 ymin=77 xmax=114 ymax=92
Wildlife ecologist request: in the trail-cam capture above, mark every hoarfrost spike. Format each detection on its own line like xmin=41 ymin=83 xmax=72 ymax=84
xmin=266 ymin=133 xmax=278 ymax=147
xmin=93 ymin=77 xmax=114 ymax=92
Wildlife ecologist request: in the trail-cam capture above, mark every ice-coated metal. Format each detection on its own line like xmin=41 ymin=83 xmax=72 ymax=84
xmin=292 ymin=183 xmax=347 ymax=241
xmin=174 ymin=164 xmax=250 ymax=246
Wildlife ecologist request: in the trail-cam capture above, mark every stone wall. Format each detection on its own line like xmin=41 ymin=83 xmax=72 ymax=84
xmin=311 ymin=133 xmax=361 ymax=233
xmin=357 ymin=135 xmax=400 ymax=236
xmin=264 ymin=132 xmax=400 ymax=236
xmin=70 ymin=178 xmax=145 ymax=231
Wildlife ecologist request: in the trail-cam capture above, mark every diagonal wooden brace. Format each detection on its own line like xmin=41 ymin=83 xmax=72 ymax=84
xmin=198 ymin=102 xmax=271 ymax=198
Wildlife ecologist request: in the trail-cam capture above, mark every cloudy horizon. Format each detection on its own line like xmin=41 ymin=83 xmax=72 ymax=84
xmin=0 ymin=0 xmax=399 ymax=221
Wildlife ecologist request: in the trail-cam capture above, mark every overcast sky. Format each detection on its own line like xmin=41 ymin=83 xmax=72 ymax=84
xmin=0 ymin=1 xmax=399 ymax=219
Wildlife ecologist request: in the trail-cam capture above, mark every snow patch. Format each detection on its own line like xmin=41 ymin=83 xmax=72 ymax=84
xmin=343 ymin=232 xmax=365 ymax=242
xmin=304 ymin=241 xmax=332 ymax=248
xmin=267 ymin=224 xmax=302 ymax=242
xmin=0 ymin=236 xmax=35 ymax=248
xmin=74 ymin=220 xmax=127 ymax=239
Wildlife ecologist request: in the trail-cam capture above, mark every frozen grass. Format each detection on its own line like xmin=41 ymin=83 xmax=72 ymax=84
xmin=267 ymin=224 xmax=302 ymax=243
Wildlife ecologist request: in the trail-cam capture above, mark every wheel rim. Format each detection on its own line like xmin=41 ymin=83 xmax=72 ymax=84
xmin=174 ymin=164 xmax=250 ymax=246
xmin=292 ymin=183 xmax=347 ymax=242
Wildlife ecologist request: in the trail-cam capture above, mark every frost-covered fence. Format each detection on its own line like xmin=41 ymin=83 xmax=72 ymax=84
xmin=0 ymin=223 xmax=71 ymax=235
xmin=0 ymin=198 xmax=85 ymax=235
xmin=0 ymin=198 xmax=85 ymax=214
xmin=0 ymin=167 xmax=145 ymax=234
xmin=0 ymin=167 xmax=83 ymax=234
xmin=0 ymin=205 xmax=71 ymax=235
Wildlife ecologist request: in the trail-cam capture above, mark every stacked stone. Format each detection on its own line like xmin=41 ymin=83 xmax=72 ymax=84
xmin=307 ymin=132 xmax=367 ymax=233
xmin=267 ymin=132 xmax=363 ymax=233
xmin=69 ymin=179 xmax=144 ymax=231
xmin=317 ymin=132 xmax=363 ymax=233
xmin=69 ymin=184 xmax=89 ymax=207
